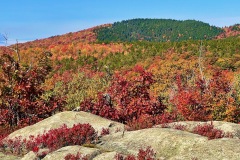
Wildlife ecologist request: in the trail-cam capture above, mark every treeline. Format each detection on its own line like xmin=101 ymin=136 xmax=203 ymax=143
xmin=232 ymin=24 xmax=240 ymax=31
xmin=55 ymin=36 xmax=240 ymax=73
xmin=96 ymin=18 xmax=223 ymax=42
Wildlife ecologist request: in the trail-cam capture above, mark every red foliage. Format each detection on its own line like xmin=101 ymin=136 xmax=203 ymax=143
xmin=100 ymin=128 xmax=110 ymax=136
xmin=26 ymin=123 xmax=96 ymax=152
xmin=32 ymin=146 xmax=39 ymax=153
xmin=1 ymin=123 xmax=97 ymax=155
xmin=137 ymin=146 xmax=156 ymax=160
xmin=193 ymin=123 xmax=224 ymax=140
xmin=80 ymin=94 xmax=120 ymax=121
xmin=126 ymin=114 xmax=154 ymax=131
xmin=115 ymin=146 xmax=156 ymax=160
xmin=216 ymin=25 xmax=240 ymax=39
xmin=80 ymin=65 xmax=167 ymax=127
xmin=1 ymin=136 xmax=23 ymax=154
xmin=173 ymin=124 xmax=187 ymax=131
xmin=0 ymin=127 xmax=12 ymax=145
xmin=171 ymin=75 xmax=210 ymax=121
xmin=172 ymin=70 xmax=239 ymax=122
xmin=0 ymin=53 xmax=65 ymax=130
xmin=64 ymin=152 xmax=88 ymax=160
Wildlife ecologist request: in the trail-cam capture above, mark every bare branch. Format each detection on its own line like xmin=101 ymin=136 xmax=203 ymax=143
xmin=2 ymin=32 xmax=8 ymax=46
xmin=15 ymin=39 xmax=20 ymax=63
xmin=1 ymin=33 xmax=21 ymax=63
xmin=198 ymin=41 xmax=204 ymax=80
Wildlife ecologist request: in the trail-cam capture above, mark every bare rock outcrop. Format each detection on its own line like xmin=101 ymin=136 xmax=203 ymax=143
xmin=0 ymin=152 xmax=21 ymax=160
xmin=96 ymin=127 xmax=240 ymax=159
xmin=155 ymin=121 xmax=240 ymax=139
xmin=2 ymin=111 xmax=240 ymax=159
xmin=21 ymin=151 xmax=36 ymax=160
xmin=42 ymin=146 xmax=101 ymax=160
xmin=5 ymin=111 xmax=124 ymax=141
xmin=93 ymin=151 xmax=118 ymax=160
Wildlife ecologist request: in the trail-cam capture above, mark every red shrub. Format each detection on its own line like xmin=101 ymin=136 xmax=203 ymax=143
xmin=26 ymin=123 xmax=97 ymax=151
xmin=0 ymin=53 xmax=65 ymax=130
xmin=2 ymin=136 xmax=23 ymax=154
xmin=0 ymin=127 xmax=12 ymax=148
xmin=80 ymin=65 xmax=167 ymax=128
xmin=1 ymin=123 xmax=97 ymax=155
xmin=193 ymin=123 xmax=224 ymax=140
xmin=125 ymin=155 xmax=136 ymax=160
xmin=126 ymin=114 xmax=154 ymax=131
xmin=64 ymin=152 xmax=88 ymax=160
xmin=115 ymin=146 xmax=156 ymax=160
xmin=137 ymin=146 xmax=156 ymax=160
xmin=172 ymin=71 xmax=240 ymax=122
xmin=115 ymin=153 xmax=125 ymax=160
xmin=100 ymin=128 xmax=110 ymax=136
xmin=173 ymin=124 xmax=187 ymax=131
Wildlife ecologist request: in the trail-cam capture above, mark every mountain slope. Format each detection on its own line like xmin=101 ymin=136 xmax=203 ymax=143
xmin=16 ymin=24 xmax=111 ymax=49
xmin=216 ymin=24 xmax=240 ymax=39
xmin=96 ymin=18 xmax=223 ymax=42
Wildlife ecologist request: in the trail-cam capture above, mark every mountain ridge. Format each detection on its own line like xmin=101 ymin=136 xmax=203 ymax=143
xmin=96 ymin=18 xmax=224 ymax=42
xmin=5 ymin=18 xmax=240 ymax=47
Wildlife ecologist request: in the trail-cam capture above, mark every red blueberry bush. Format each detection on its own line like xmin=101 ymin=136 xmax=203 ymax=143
xmin=193 ymin=123 xmax=224 ymax=140
xmin=115 ymin=146 xmax=156 ymax=160
xmin=173 ymin=124 xmax=187 ymax=131
xmin=64 ymin=152 xmax=88 ymax=160
xmin=100 ymin=128 xmax=110 ymax=136
xmin=1 ymin=123 xmax=97 ymax=155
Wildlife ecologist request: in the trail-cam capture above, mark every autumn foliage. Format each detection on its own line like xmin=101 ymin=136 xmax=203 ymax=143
xmin=172 ymin=70 xmax=240 ymax=122
xmin=80 ymin=65 xmax=167 ymax=128
xmin=115 ymin=146 xmax=156 ymax=160
xmin=192 ymin=123 xmax=224 ymax=140
xmin=0 ymin=52 xmax=65 ymax=131
xmin=0 ymin=123 xmax=97 ymax=155
xmin=65 ymin=152 xmax=88 ymax=160
xmin=0 ymin=21 xmax=240 ymax=159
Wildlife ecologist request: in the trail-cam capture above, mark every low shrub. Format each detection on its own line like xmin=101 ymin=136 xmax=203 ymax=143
xmin=193 ymin=123 xmax=224 ymax=140
xmin=64 ymin=152 xmax=88 ymax=160
xmin=80 ymin=65 xmax=167 ymax=128
xmin=1 ymin=123 xmax=97 ymax=155
xmin=173 ymin=124 xmax=187 ymax=131
xmin=115 ymin=146 xmax=156 ymax=160
xmin=100 ymin=128 xmax=110 ymax=136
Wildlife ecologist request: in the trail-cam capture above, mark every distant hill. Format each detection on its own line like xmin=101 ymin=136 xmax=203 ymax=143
xmin=96 ymin=18 xmax=224 ymax=42
xmin=15 ymin=24 xmax=111 ymax=49
xmin=8 ymin=19 xmax=239 ymax=48
xmin=216 ymin=24 xmax=240 ymax=39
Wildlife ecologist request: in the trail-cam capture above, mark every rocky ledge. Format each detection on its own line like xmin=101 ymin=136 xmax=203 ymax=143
xmin=1 ymin=111 xmax=240 ymax=160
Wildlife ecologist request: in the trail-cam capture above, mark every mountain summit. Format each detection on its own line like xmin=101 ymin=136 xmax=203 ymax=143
xmin=96 ymin=18 xmax=224 ymax=42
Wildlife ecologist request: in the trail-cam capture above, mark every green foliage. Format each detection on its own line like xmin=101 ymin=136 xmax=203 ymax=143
xmin=56 ymin=55 xmax=98 ymax=74
xmin=49 ymin=72 xmax=109 ymax=110
xmin=232 ymin=24 xmax=240 ymax=31
xmin=97 ymin=18 xmax=223 ymax=42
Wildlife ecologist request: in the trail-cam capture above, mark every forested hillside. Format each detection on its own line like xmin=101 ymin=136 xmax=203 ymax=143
xmin=96 ymin=19 xmax=223 ymax=42
xmin=0 ymin=19 xmax=240 ymax=146
xmin=217 ymin=24 xmax=240 ymax=39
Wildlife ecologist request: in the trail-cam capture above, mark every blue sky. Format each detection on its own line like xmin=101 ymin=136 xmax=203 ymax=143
xmin=0 ymin=0 xmax=240 ymax=44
